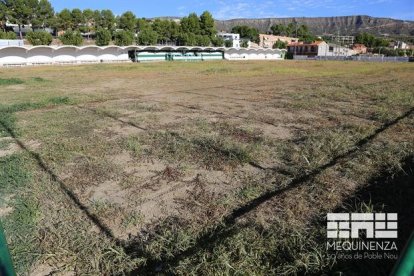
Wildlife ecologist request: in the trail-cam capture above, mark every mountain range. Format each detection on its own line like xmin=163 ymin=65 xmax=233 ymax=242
xmin=214 ymin=15 xmax=414 ymax=37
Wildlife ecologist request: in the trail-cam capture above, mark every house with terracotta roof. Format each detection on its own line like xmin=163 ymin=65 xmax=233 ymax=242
xmin=259 ymin=34 xmax=298 ymax=49
xmin=352 ymin=44 xmax=367 ymax=54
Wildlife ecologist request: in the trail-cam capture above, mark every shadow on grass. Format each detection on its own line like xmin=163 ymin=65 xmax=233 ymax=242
xmin=329 ymin=154 xmax=414 ymax=276
xmin=3 ymin=98 xmax=411 ymax=275
xmin=0 ymin=120 xmax=118 ymax=241
xmin=123 ymin=107 xmax=413 ymax=274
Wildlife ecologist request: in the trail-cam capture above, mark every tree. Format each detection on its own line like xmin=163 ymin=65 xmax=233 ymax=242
xmin=114 ymin=30 xmax=134 ymax=46
xmin=297 ymin=24 xmax=309 ymax=37
xmin=71 ymin=8 xmax=84 ymax=30
xmin=241 ymin=40 xmax=249 ymax=48
xmin=26 ymin=30 xmax=52 ymax=45
xmin=59 ymin=30 xmax=83 ymax=45
xmin=200 ymin=11 xmax=216 ymax=37
xmin=93 ymin=10 xmax=101 ymax=28
xmin=32 ymin=0 xmax=54 ymax=29
xmin=180 ymin=13 xmax=200 ymax=34
xmin=152 ymin=19 xmax=171 ymax=44
xmin=296 ymin=24 xmax=315 ymax=43
xmin=285 ymin=22 xmax=296 ymax=37
xmin=355 ymin=32 xmax=389 ymax=48
xmin=99 ymin=9 xmax=115 ymax=30
xmin=271 ymin=22 xmax=315 ymax=42
xmin=231 ymin=25 xmax=259 ymax=43
xmin=95 ymin=27 xmax=111 ymax=46
xmin=270 ymin=24 xmax=286 ymax=36
xmin=177 ymin=32 xmax=197 ymax=46
xmin=0 ymin=2 xmax=7 ymax=31
xmin=136 ymin=18 xmax=149 ymax=31
xmin=137 ymin=27 xmax=157 ymax=45
xmin=168 ymin=21 xmax=180 ymax=43
xmin=82 ymin=9 xmax=94 ymax=23
xmin=81 ymin=9 xmax=94 ymax=33
xmin=151 ymin=19 xmax=180 ymax=44
xmin=57 ymin=8 xmax=73 ymax=30
xmin=118 ymin=11 xmax=136 ymax=32
xmin=0 ymin=0 xmax=39 ymax=38
xmin=272 ymin=39 xmax=287 ymax=49
xmin=373 ymin=37 xmax=389 ymax=47
xmin=196 ymin=35 xmax=210 ymax=46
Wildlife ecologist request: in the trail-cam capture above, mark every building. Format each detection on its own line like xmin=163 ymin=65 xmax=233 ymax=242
xmin=352 ymin=44 xmax=367 ymax=54
xmin=5 ymin=22 xmax=33 ymax=35
xmin=394 ymin=41 xmax=409 ymax=50
xmin=287 ymin=41 xmax=353 ymax=57
xmin=217 ymin=33 xmax=240 ymax=48
xmin=287 ymin=41 xmax=326 ymax=56
xmin=324 ymin=35 xmax=355 ymax=47
xmin=259 ymin=34 xmax=298 ymax=49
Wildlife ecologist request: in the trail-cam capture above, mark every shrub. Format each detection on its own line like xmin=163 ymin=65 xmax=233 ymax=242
xmin=95 ymin=28 xmax=112 ymax=46
xmin=224 ymin=40 xmax=233 ymax=48
xmin=211 ymin=36 xmax=224 ymax=47
xmin=0 ymin=31 xmax=17 ymax=39
xmin=59 ymin=30 xmax=83 ymax=46
xmin=26 ymin=31 xmax=53 ymax=45
xmin=114 ymin=30 xmax=134 ymax=46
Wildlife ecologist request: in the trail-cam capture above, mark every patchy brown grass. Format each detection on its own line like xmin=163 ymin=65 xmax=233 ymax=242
xmin=0 ymin=61 xmax=413 ymax=275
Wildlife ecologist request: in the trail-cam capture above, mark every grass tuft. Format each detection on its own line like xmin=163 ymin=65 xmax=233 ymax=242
xmin=0 ymin=97 xmax=72 ymax=137
xmin=32 ymin=77 xmax=47 ymax=82
xmin=0 ymin=78 xmax=24 ymax=86
xmin=0 ymin=155 xmax=31 ymax=195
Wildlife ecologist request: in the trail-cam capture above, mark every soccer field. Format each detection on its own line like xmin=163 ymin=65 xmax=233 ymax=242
xmin=0 ymin=61 xmax=413 ymax=275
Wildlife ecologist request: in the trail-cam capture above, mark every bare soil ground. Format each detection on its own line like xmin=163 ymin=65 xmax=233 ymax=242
xmin=0 ymin=61 xmax=413 ymax=275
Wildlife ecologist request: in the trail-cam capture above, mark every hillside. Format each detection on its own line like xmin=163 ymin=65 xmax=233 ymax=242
xmin=214 ymin=15 xmax=414 ymax=36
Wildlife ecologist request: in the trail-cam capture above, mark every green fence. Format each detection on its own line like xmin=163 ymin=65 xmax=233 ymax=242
xmin=0 ymin=221 xmax=15 ymax=276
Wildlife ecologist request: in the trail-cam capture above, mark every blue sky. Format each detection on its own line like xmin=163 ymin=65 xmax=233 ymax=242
xmin=50 ymin=0 xmax=414 ymax=20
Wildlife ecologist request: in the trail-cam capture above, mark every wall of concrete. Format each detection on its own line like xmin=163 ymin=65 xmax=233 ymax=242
xmin=0 ymin=45 xmax=286 ymax=66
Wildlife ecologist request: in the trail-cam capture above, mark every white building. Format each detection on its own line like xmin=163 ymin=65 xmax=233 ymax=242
xmin=217 ymin=33 xmax=240 ymax=48
xmin=288 ymin=41 xmax=353 ymax=57
xmin=394 ymin=41 xmax=409 ymax=50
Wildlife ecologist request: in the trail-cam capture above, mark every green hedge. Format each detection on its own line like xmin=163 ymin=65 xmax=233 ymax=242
xmin=26 ymin=31 xmax=53 ymax=45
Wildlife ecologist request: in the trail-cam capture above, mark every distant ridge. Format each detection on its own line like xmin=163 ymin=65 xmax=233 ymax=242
xmin=214 ymin=15 xmax=414 ymax=36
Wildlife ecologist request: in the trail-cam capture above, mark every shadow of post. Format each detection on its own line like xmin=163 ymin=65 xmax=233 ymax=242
xmin=0 ymin=120 xmax=120 ymax=244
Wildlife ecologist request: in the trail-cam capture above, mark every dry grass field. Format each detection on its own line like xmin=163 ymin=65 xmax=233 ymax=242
xmin=0 ymin=61 xmax=413 ymax=275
